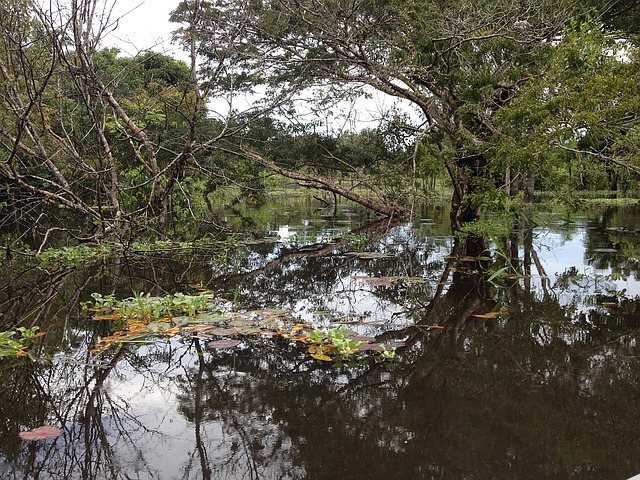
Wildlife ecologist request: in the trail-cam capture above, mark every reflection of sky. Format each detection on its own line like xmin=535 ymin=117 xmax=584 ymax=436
xmin=532 ymin=223 xmax=640 ymax=302
xmin=270 ymin=216 xmax=640 ymax=322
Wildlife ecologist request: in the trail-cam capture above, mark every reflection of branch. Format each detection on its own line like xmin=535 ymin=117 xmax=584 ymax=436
xmin=193 ymin=342 xmax=212 ymax=480
xmin=219 ymin=218 xmax=400 ymax=283
xmin=531 ymin=248 xmax=551 ymax=300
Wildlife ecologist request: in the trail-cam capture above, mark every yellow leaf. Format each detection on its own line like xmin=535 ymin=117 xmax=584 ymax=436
xmin=92 ymin=313 xmax=122 ymax=321
xmin=311 ymin=353 xmax=332 ymax=361
xmin=290 ymin=335 xmax=309 ymax=342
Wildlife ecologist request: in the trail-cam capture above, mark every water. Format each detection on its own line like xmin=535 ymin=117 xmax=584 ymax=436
xmin=1 ymin=198 xmax=640 ymax=479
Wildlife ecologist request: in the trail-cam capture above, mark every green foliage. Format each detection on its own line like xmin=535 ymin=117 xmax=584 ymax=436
xmin=307 ymin=326 xmax=397 ymax=363
xmin=33 ymin=236 xmax=243 ymax=268
xmin=494 ymin=20 xmax=640 ymax=192
xmin=0 ymin=327 xmax=42 ymax=358
xmin=343 ymin=233 xmax=373 ymax=252
xmin=83 ymin=291 xmax=217 ymax=321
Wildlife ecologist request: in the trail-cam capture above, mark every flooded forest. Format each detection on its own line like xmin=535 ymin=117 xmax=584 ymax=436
xmin=2 ymin=198 xmax=640 ymax=479
xmin=2 ymin=0 xmax=640 ymax=478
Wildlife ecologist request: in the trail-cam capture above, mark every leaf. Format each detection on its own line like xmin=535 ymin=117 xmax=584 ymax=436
xmin=357 ymin=343 xmax=384 ymax=352
xmin=471 ymin=313 xmax=500 ymax=319
xmin=206 ymin=327 xmax=237 ymax=336
xmin=290 ymin=335 xmax=310 ymax=342
xmin=92 ymin=313 xmax=122 ymax=321
xmin=235 ymin=326 xmax=261 ymax=335
xmin=230 ymin=318 xmax=256 ymax=327
xmin=349 ymin=335 xmax=377 ymax=343
xmin=147 ymin=322 xmax=172 ymax=332
xmin=173 ymin=313 xmax=230 ymax=325
xmin=208 ymin=339 xmax=241 ymax=349
xmin=311 ymin=353 xmax=332 ymax=361
xmin=600 ymin=302 xmax=618 ymax=308
xmin=19 ymin=426 xmax=62 ymax=441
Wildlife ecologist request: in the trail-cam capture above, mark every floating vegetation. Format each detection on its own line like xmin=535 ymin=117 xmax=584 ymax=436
xmin=29 ymin=236 xmax=244 ymax=268
xmin=82 ymin=292 xmax=404 ymax=364
xmin=0 ymin=327 xmax=45 ymax=358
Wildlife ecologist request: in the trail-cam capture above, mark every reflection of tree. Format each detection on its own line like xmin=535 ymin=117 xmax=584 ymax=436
xmin=583 ymin=206 xmax=640 ymax=279
xmin=0 ymin=347 xmax=166 ymax=479
xmin=2 ymin=211 xmax=640 ymax=478
xmin=214 ymin=219 xmax=446 ymax=325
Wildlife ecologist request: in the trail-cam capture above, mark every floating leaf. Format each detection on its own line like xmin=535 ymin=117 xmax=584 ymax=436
xmin=19 ymin=426 xmax=62 ymax=441
xmin=600 ymin=302 xmax=618 ymax=308
xmin=350 ymin=335 xmax=377 ymax=343
xmin=235 ymin=326 xmax=261 ymax=335
xmin=92 ymin=313 xmax=122 ymax=321
xmin=147 ymin=322 xmax=172 ymax=333
xmin=471 ymin=313 xmax=500 ymax=319
xmin=230 ymin=318 xmax=256 ymax=327
xmin=357 ymin=343 xmax=383 ymax=352
xmin=206 ymin=327 xmax=237 ymax=336
xmin=173 ymin=313 xmax=230 ymax=326
xmin=290 ymin=335 xmax=310 ymax=342
xmin=208 ymin=339 xmax=241 ymax=349
xmin=311 ymin=353 xmax=332 ymax=361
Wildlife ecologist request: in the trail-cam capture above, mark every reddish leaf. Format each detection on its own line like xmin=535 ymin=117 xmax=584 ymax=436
xmin=208 ymin=339 xmax=241 ymax=349
xmin=357 ymin=343 xmax=384 ymax=352
xmin=19 ymin=426 xmax=62 ymax=441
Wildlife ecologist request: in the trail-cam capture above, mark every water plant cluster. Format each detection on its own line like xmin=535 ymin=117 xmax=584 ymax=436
xmin=307 ymin=326 xmax=399 ymax=363
xmin=2 ymin=236 xmax=244 ymax=269
xmin=81 ymin=291 xmax=402 ymax=364
xmin=0 ymin=326 xmax=44 ymax=358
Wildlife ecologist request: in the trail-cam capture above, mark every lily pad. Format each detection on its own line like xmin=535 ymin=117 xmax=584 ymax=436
xmin=235 ymin=326 xmax=262 ymax=335
xmin=173 ymin=313 xmax=230 ymax=326
xmin=208 ymin=339 xmax=241 ymax=349
xmin=230 ymin=318 xmax=257 ymax=327
xmin=350 ymin=335 xmax=377 ymax=343
xmin=147 ymin=321 xmax=173 ymax=333
xmin=207 ymin=327 xmax=238 ymax=336
xmin=19 ymin=426 xmax=62 ymax=441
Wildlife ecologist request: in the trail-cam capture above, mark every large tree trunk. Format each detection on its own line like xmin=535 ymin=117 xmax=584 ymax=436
xmin=524 ymin=169 xmax=535 ymax=204
xmin=448 ymin=154 xmax=489 ymax=230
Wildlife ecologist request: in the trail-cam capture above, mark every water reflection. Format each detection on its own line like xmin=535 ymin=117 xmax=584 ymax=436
xmin=1 ymin=203 xmax=640 ymax=479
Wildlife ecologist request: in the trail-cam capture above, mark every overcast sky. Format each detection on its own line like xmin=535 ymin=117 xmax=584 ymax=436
xmin=105 ymin=0 xmax=180 ymax=57
xmin=100 ymin=0 xmax=415 ymax=130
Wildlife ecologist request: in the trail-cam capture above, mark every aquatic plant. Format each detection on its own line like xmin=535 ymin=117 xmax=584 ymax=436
xmin=0 ymin=326 xmax=44 ymax=357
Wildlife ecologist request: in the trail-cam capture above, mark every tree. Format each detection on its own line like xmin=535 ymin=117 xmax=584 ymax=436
xmin=0 ymin=0 xmax=220 ymax=246
xmin=494 ymin=21 xmax=640 ymax=199
xmin=173 ymin=0 xmax=609 ymax=229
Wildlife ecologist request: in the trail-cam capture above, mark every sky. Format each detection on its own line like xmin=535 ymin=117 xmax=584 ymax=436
xmin=105 ymin=0 xmax=180 ymax=57
xmin=100 ymin=0 xmax=415 ymax=130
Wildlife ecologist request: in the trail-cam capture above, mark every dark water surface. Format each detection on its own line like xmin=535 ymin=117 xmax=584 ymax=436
xmin=1 ymin=198 xmax=640 ymax=479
